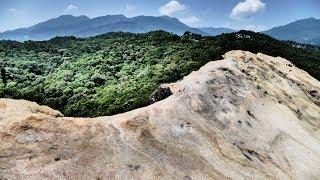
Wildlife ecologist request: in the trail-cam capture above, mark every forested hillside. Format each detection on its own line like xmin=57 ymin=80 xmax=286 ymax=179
xmin=0 ymin=30 xmax=319 ymax=117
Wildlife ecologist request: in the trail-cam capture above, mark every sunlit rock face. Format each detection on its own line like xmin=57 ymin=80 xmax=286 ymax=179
xmin=0 ymin=50 xmax=319 ymax=179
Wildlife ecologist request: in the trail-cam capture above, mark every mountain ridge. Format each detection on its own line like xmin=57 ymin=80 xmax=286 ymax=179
xmin=1 ymin=15 xmax=320 ymax=44
xmin=263 ymin=17 xmax=320 ymax=44
xmin=0 ymin=14 xmax=208 ymax=41
xmin=0 ymin=50 xmax=319 ymax=179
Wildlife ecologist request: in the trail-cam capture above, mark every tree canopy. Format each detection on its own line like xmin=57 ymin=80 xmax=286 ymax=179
xmin=0 ymin=30 xmax=319 ymax=117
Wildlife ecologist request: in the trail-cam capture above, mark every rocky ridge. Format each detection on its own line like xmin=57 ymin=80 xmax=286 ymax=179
xmin=0 ymin=50 xmax=319 ymax=179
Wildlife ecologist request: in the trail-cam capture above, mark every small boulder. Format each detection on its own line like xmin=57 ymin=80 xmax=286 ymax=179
xmin=149 ymin=87 xmax=172 ymax=104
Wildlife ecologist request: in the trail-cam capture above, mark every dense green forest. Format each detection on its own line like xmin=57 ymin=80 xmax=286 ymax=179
xmin=0 ymin=30 xmax=319 ymax=117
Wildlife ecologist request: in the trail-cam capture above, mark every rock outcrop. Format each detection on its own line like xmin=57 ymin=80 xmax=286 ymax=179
xmin=149 ymin=86 xmax=172 ymax=104
xmin=0 ymin=51 xmax=320 ymax=179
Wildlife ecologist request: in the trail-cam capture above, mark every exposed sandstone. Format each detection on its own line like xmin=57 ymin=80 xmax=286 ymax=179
xmin=0 ymin=50 xmax=319 ymax=179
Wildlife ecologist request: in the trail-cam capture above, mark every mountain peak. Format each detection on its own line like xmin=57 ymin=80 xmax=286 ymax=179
xmin=159 ymin=15 xmax=178 ymax=20
xmin=306 ymin=17 xmax=318 ymax=20
xmin=116 ymin=14 xmax=126 ymax=18
xmin=57 ymin=14 xmax=90 ymax=20
xmin=159 ymin=15 xmax=171 ymax=18
xmin=291 ymin=17 xmax=320 ymax=24
xmin=79 ymin=15 xmax=90 ymax=19
xmin=58 ymin=14 xmax=75 ymax=18
xmin=97 ymin=14 xmax=126 ymax=18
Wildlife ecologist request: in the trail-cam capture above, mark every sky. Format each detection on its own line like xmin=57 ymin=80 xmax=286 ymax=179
xmin=0 ymin=0 xmax=320 ymax=32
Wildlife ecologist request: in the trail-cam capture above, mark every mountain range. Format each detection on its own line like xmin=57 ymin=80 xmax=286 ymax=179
xmin=0 ymin=15 xmax=208 ymax=41
xmin=0 ymin=15 xmax=320 ymax=45
xmin=263 ymin=17 xmax=320 ymax=45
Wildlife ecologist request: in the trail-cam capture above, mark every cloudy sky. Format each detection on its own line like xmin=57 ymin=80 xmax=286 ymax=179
xmin=0 ymin=0 xmax=319 ymax=32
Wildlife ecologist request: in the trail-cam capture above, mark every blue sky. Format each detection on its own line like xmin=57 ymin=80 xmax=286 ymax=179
xmin=0 ymin=0 xmax=319 ymax=32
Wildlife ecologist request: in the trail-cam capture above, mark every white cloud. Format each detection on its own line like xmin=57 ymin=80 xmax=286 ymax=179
xmin=125 ymin=4 xmax=136 ymax=13
xmin=159 ymin=0 xmax=186 ymax=16
xmin=181 ymin=16 xmax=200 ymax=25
xmin=230 ymin=0 xmax=265 ymax=20
xmin=64 ymin=4 xmax=79 ymax=12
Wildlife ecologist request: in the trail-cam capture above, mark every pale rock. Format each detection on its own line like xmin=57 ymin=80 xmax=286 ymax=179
xmin=0 ymin=51 xmax=319 ymax=179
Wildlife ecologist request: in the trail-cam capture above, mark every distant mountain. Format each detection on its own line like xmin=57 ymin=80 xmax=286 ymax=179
xmin=77 ymin=15 xmax=207 ymax=37
xmin=263 ymin=17 xmax=320 ymax=45
xmin=199 ymin=27 xmax=236 ymax=36
xmin=30 ymin=15 xmax=90 ymax=30
xmin=0 ymin=15 xmax=208 ymax=41
xmin=0 ymin=15 xmax=91 ymax=41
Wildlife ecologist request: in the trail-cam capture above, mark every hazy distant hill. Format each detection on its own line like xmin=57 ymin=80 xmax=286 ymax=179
xmin=2 ymin=15 xmax=320 ymax=45
xmin=0 ymin=15 xmax=207 ymax=41
xmin=263 ymin=18 xmax=320 ymax=45
xmin=199 ymin=27 xmax=236 ymax=36
xmin=78 ymin=15 xmax=207 ymax=37
xmin=0 ymin=15 xmax=91 ymax=41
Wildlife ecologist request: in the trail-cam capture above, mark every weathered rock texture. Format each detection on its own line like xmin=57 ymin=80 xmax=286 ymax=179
xmin=0 ymin=51 xmax=320 ymax=179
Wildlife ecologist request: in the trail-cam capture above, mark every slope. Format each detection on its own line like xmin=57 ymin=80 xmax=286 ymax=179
xmin=0 ymin=51 xmax=319 ymax=179
xmin=263 ymin=17 xmax=320 ymax=45
xmin=1 ymin=31 xmax=319 ymax=118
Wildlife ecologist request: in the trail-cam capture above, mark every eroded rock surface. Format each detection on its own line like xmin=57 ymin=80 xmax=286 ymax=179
xmin=0 ymin=51 xmax=320 ymax=179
